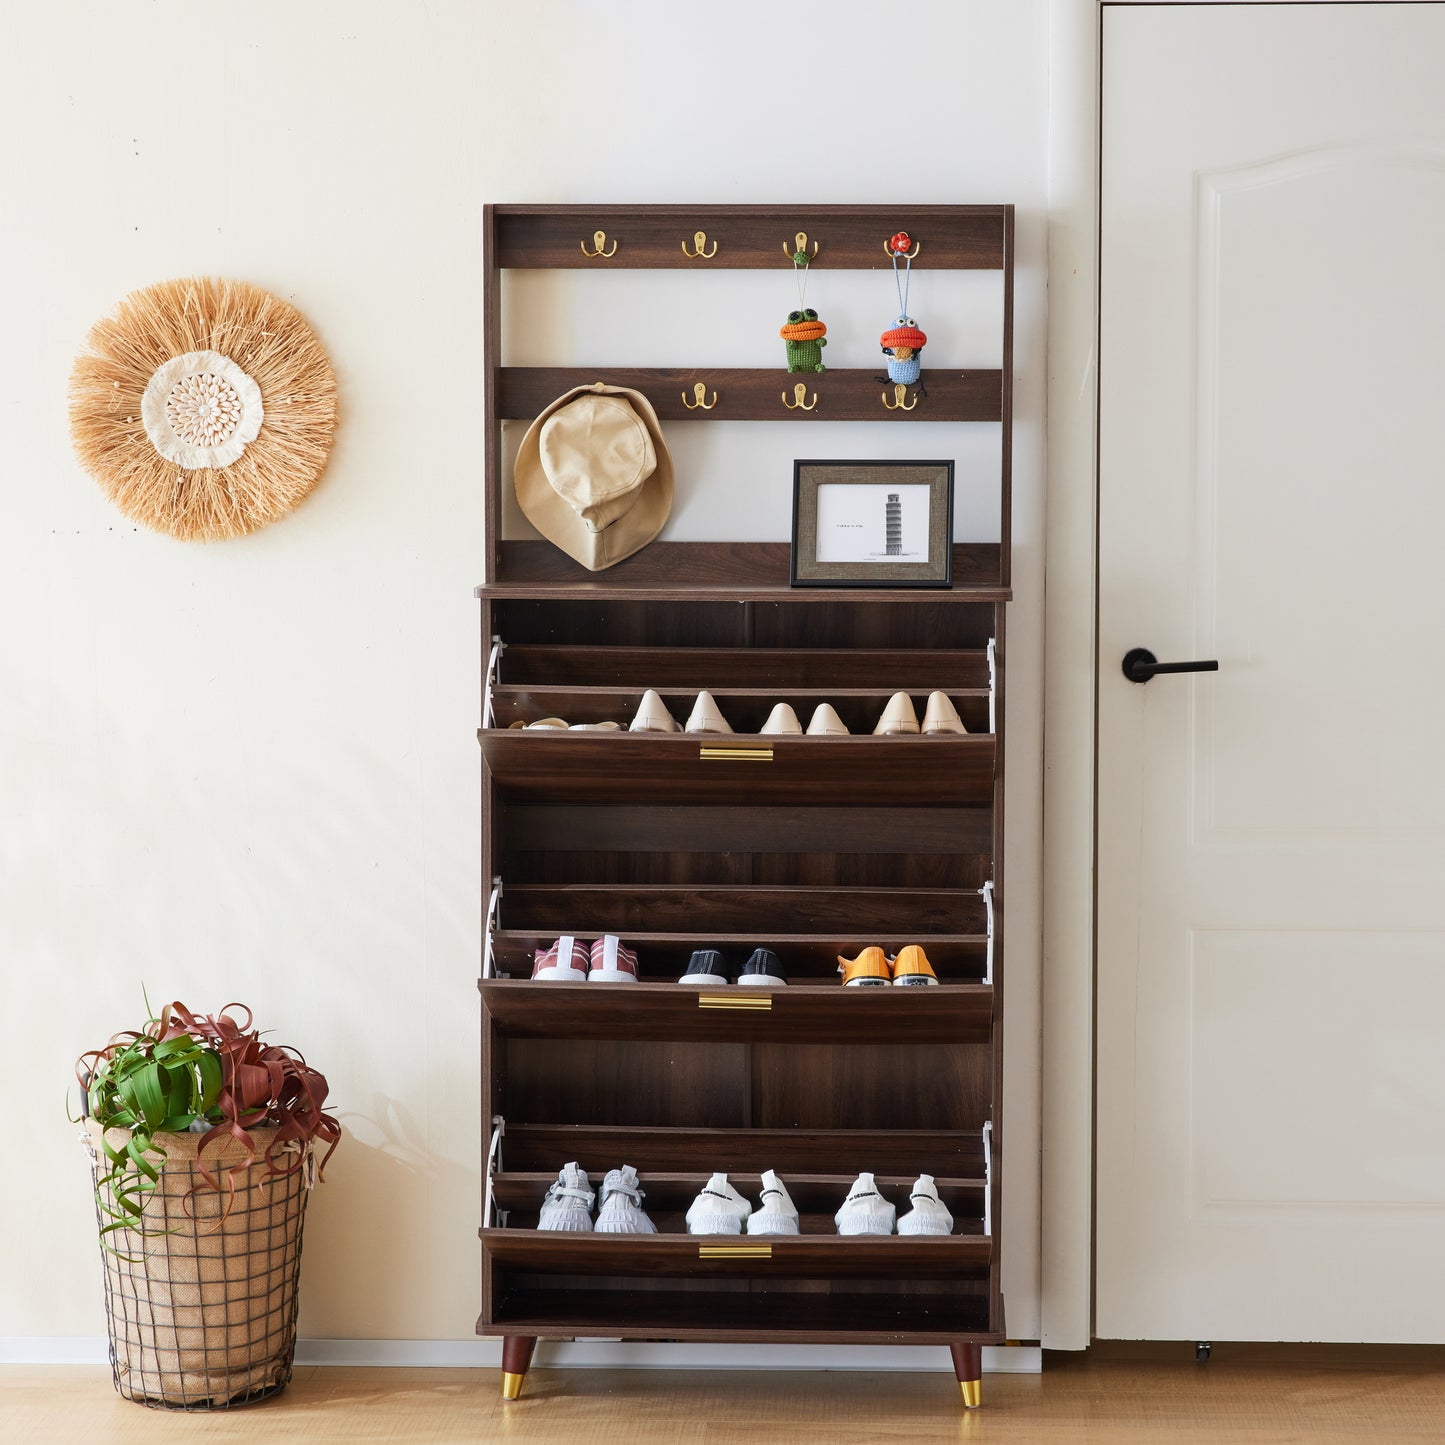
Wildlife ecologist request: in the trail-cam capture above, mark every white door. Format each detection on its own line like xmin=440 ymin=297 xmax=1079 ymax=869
xmin=1098 ymin=3 xmax=1445 ymax=1343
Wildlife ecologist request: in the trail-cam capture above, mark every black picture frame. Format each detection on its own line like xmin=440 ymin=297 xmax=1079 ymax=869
xmin=790 ymin=459 xmax=954 ymax=588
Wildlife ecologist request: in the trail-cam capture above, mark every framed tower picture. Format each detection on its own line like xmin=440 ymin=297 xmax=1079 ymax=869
xmin=790 ymin=459 xmax=954 ymax=587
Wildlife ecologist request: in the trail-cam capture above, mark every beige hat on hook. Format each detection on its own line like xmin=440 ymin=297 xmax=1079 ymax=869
xmin=514 ymin=382 xmax=674 ymax=571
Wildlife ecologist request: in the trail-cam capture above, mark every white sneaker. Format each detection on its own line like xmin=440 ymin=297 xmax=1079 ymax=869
xmin=746 ymin=1169 xmax=800 ymax=1235
xmin=896 ymin=1174 xmax=954 ymax=1236
xmin=594 ymin=1165 xmax=657 ymax=1235
xmin=834 ymin=1172 xmax=896 ymax=1236
xmin=537 ymin=1162 xmax=594 ymax=1232
xmin=685 ymin=1173 xmax=752 ymax=1235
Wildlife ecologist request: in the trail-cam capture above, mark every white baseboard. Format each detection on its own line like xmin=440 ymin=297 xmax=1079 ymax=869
xmin=2 ymin=1337 xmax=1040 ymax=1374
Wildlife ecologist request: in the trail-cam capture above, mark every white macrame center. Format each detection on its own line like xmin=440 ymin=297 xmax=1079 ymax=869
xmin=142 ymin=350 xmax=263 ymax=469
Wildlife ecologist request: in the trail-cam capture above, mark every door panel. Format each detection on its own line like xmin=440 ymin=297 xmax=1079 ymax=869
xmin=1099 ymin=4 xmax=1445 ymax=1342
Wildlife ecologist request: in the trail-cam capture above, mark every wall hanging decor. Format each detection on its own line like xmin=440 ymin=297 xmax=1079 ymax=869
xmin=880 ymin=231 xmax=927 ymax=392
xmin=69 ymin=277 xmax=339 ymax=541
xmin=780 ymin=236 xmax=828 ymax=373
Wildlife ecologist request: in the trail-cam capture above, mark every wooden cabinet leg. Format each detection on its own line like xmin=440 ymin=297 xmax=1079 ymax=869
xmin=501 ymin=1335 xmax=537 ymax=1400
xmin=950 ymin=1342 xmax=983 ymax=1409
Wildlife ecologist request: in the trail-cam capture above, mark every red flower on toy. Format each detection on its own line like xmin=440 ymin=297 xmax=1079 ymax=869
xmin=888 ymin=231 xmax=913 ymax=255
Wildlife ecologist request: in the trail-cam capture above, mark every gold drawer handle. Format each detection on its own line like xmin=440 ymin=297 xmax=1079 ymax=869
xmin=699 ymin=1244 xmax=772 ymax=1259
xmin=699 ymin=747 xmax=773 ymax=762
xmin=698 ymin=993 xmax=772 ymax=1010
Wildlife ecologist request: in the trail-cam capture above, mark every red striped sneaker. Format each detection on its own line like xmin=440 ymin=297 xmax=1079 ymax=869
xmin=588 ymin=935 xmax=639 ymax=983
xmin=532 ymin=936 xmax=590 ymax=982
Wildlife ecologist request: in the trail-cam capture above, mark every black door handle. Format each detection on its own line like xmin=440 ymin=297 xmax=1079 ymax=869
xmin=1122 ymin=648 xmax=1219 ymax=684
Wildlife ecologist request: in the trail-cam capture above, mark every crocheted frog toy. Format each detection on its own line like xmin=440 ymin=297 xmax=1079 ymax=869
xmin=780 ymin=308 xmax=828 ymax=373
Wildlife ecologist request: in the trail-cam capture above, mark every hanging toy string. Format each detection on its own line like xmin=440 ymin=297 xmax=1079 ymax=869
xmin=881 ymin=232 xmax=927 ymax=391
xmin=781 ymin=244 xmax=828 ymax=374
xmin=891 ymin=243 xmax=912 ymax=323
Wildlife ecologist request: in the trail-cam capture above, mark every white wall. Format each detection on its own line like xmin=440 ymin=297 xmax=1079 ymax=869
xmin=0 ymin=0 xmax=1048 ymax=1349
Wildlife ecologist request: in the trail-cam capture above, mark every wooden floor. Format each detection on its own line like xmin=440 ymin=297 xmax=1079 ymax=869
xmin=5 ymin=1346 xmax=1445 ymax=1443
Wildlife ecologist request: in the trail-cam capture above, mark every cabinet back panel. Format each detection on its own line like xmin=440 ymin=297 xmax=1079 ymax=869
xmin=504 ymin=1039 xmax=749 ymax=1127
xmin=496 ymin=803 xmax=994 ymax=860
xmin=494 ymin=599 xmax=997 ymax=651
xmin=752 ymin=1042 xmax=989 ymax=1132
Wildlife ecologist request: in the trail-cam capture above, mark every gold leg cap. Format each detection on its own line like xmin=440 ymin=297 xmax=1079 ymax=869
xmin=961 ymin=1379 xmax=982 ymax=1409
xmin=501 ymin=1371 xmax=526 ymax=1400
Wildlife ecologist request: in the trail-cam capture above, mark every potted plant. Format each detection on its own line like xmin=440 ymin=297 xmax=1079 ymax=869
xmin=75 ymin=998 xmax=340 ymax=1408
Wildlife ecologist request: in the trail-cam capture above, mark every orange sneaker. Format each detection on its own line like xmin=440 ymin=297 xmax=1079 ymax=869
xmin=891 ymin=945 xmax=939 ymax=987
xmin=837 ymin=947 xmax=892 ymax=987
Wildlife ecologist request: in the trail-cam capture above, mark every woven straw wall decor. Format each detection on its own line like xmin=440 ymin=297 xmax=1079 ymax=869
xmin=69 ymin=278 xmax=339 ymax=541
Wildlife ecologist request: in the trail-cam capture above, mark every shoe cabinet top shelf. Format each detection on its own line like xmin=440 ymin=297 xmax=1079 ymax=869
xmin=478 ymin=542 xmax=1010 ymax=603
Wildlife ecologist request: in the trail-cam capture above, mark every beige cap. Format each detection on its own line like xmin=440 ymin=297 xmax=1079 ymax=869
xmin=514 ymin=383 xmax=674 ymax=571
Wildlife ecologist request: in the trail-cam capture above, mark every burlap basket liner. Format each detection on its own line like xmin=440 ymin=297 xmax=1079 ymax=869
xmin=83 ymin=1118 xmax=312 ymax=1407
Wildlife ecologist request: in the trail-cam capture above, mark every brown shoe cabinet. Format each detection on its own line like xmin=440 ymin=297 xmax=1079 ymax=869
xmin=477 ymin=205 xmax=1012 ymax=1408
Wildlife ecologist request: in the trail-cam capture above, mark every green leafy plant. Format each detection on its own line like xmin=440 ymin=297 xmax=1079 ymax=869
xmin=76 ymin=998 xmax=340 ymax=1246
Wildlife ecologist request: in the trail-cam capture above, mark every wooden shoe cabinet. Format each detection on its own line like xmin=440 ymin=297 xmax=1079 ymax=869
xmin=477 ymin=205 xmax=1012 ymax=1408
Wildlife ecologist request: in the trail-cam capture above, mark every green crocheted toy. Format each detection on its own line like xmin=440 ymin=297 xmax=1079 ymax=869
xmin=780 ymin=308 xmax=828 ymax=373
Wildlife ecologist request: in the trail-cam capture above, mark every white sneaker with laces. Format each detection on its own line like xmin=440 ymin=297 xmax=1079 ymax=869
xmin=746 ymin=1169 xmax=800 ymax=1235
xmin=685 ymin=1173 xmax=752 ymax=1235
xmin=536 ymin=1162 xmax=595 ymax=1232
xmin=896 ymin=1174 xmax=954 ymax=1236
xmin=834 ymin=1172 xmax=896 ymax=1236
xmin=594 ymin=1165 xmax=657 ymax=1234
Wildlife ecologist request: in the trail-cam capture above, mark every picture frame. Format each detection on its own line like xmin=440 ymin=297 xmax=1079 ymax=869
xmin=790 ymin=459 xmax=954 ymax=588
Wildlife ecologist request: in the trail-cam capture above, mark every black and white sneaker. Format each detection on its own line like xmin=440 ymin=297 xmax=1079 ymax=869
xmin=834 ymin=1172 xmax=897 ymax=1236
xmin=679 ymin=949 xmax=731 ymax=985
xmin=737 ymin=948 xmax=786 ymax=987
xmin=685 ymin=1173 xmax=752 ymax=1234
xmin=746 ymin=1169 xmax=800 ymax=1235
xmin=897 ymin=1174 xmax=954 ymax=1236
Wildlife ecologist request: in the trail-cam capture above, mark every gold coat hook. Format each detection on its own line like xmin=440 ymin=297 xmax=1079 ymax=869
xmin=882 ymin=382 xmax=918 ymax=411
xmin=784 ymin=230 xmax=819 ymax=260
xmin=681 ymin=230 xmax=718 ymax=259
xmin=782 ymin=382 xmax=817 ymax=411
xmin=883 ymin=237 xmax=922 ymax=260
xmin=580 ymin=230 xmax=618 ymax=258
xmin=682 ymin=382 xmax=717 ymax=410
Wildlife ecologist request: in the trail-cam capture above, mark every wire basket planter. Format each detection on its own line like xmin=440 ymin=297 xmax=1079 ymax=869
xmin=84 ymin=1119 xmax=313 ymax=1409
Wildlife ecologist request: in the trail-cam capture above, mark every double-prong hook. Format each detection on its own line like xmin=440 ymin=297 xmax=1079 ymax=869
xmin=580 ymin=230 xmax=617 ymax=258
xmin=784 ymin=230 xmax=819 ymax=261
xmin=681 ymin=230 xmax=718 ymax=259
xmin=782 ymin=382 xmax=817 ymax=411
xmin=682 ymin=382 xmax=717 ymax=410
xmin=882 ymin=382 xmax=918 ymax=411
xmin=883 ymin=235 xmax=921 ymax=260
